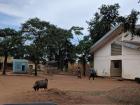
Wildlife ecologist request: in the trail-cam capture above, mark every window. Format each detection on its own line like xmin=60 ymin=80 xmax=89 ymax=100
xmin=111 ymin=43 xmax=122 ymax=56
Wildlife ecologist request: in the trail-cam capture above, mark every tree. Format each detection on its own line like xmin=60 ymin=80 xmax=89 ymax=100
xmin=45 ymin=25 xmax=83 ymax=71
xmin=10 ymin=31 xmax=25 ymax=59
xmin=22 ymin=18 xmax=50 ymax=76
xmin=0 ymin=28 xmax=21 ymax=75
xmin=22 ymin=17 xmax=83 ymax=75
xmin=87 ymin=3 xmax=120 ymax=44
xmin=123 ymin=10 xmax=140 ymax=37
xmin=115 ymin=10 xmax=140 ymax=37
xmin=76 ymin=36 xmax=92 ymax=76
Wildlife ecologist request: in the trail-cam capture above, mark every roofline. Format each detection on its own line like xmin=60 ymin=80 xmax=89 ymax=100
xmin=90 ymin=24 xmax=140 ymax=53
xmin=90 ymin=24 xmax=123 ymax=53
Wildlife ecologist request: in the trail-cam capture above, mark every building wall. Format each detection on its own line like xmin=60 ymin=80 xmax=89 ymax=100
xmin=94 ymin=33 xmax=123 ymax=77
xmin=94 ymin=40 xmax=111 ymax=76
xmin=13 ymin=59 xmax=28 ymax=73
xmin=122 ymin=33 xmax=140 ymax=79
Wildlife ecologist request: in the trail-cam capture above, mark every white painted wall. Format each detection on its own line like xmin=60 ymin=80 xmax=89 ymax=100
xmin=122 ymin=46 xmax=140 ymax=79
xmin=94 ymin=34 xmax=122 ymax=77
xmin=94 ymin=38 xmax=111 ymax=77
xmin=122 ymin=32 xmax=140 ymax=79
xmin=94 ymin=56 xmax=110 ymax=76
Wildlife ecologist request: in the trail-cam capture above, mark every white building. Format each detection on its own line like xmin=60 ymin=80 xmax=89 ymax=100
xmin=90 ymin=24 xmax=140 ymax=79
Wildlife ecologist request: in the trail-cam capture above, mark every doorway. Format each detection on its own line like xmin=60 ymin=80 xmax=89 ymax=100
xmin=22 ymin=65 xmax=25 ymax=71
xmin=110 ymin=60 xmax=122 ymax=77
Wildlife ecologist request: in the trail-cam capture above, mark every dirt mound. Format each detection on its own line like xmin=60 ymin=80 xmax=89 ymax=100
xmin=47 ymin=88 xmax=66 ymax=96
xmin=105 ymin=84 xmax=140 ymax=105
xmin=10 ymin=88 xmax=90 ymax=105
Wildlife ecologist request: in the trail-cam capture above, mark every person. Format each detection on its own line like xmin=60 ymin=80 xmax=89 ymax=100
xmin=89 ymin=66 xmax=96 ymax=80
xmin=76 ymin=67 xmax=81 ymax=78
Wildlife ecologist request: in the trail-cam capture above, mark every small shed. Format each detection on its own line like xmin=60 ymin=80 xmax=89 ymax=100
xmin=46 ymin=61 xmax=58 ymax=74
xmin=13 ymin=59 xmax=28 ymax=73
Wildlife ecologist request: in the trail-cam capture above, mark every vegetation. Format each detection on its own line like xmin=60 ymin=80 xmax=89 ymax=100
xmin=0 ymin=28 xmax=23 ymax=75
xmin=87 ymin=4 xmax=140 ymax=44
xmin=21 ymin=18 xmax=83 ymax=76
xmin=88 ymin=3 xmax=120 ymax=44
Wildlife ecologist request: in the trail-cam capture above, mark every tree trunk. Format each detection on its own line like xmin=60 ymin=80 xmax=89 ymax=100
xmin=34 ymin=62 xmax=38 ymax=76
xmin=64 ymin=59 xmax=68 ymax=72
xmin=83 ymin=62 xmax=86 ymax=76
xmin=89 ymin=54 xmax=94 ymax=66
xmin=82 ymin=55 xmax=86 ymax=76
xmin=2 ymin=51 xmax=8 ymax=75
xmin=60 ymin=58 xmax=64 ymax=71
xmin=92 ymin=54 xmax=94 ymax=67
xmin=58 ymin=50 xmax=63 ymax=71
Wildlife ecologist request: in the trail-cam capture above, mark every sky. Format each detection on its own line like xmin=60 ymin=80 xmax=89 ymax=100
xmin=0 ymin=0 xmax=140 ymax=43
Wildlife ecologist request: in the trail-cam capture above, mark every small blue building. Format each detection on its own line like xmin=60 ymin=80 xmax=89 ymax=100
xmin=13 ymin=59 xmax=28 ymax=73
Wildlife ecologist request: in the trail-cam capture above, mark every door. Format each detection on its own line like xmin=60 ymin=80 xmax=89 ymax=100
xmin=22 ymin=65 xmax=25 ymax=71
xmin=110 ymin=60 xmax=122 ymax=77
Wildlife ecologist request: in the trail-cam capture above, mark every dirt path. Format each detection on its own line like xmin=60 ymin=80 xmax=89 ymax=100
xmin=0 ymin=74 xmax=138 ymax=104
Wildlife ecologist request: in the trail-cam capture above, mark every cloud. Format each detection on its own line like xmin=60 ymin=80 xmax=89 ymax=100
xmin=0 ymin=12 xmax=22 ymax=29
xmin=0 ymin=0 xmax=30 ymax=17
xmin=0 ymin=0 xmax=139 ymax=32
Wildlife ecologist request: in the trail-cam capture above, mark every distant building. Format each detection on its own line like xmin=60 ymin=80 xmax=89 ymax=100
xmin=28 ymin=61 xmax=35 ymax=70
xmin=13 ymin=59 xmax=28 ymax=73
xmin=90 ymin=24 xmax=140 ymax=79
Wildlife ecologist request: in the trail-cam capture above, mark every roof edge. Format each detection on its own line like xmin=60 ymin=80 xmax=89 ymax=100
xmin=90 ymin=24 xmax=122 ymax=53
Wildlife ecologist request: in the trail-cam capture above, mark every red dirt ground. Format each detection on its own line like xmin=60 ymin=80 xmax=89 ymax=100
xmin=0 ymin=73 xmax=139 ymax=105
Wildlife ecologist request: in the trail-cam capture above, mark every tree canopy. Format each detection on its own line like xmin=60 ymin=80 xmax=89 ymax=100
xmin=87 ymin=3 xmax=120 ymax=44
xmin=0 ymin=28 xmax=23 ymax=75
xmin=21 ymin=18 xmax=83 ymax=75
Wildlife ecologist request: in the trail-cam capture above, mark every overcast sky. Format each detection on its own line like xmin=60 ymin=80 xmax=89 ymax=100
xmin=0 ymin=0 xmax=140 ymax=43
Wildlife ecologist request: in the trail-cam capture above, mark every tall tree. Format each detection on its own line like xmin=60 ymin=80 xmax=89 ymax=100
xmin=76 ymin=36 xmax=92 ymax=76
xmin=0 ymin=28 xmax=21 ymax=75
xmin=45 ymin=25 xmax=83 ymax=71
xmin=22 ymin=17 xmax=83 ymax=75
xmin=21 ymin=18 xmax=51 ymax=76
xmin=123 ymin=10 xmax=140 ymax=36
xmin=87 ymin=3 xmax=120 ymax=44
xmin=10 ymin=31 xmax=25 ymax=59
